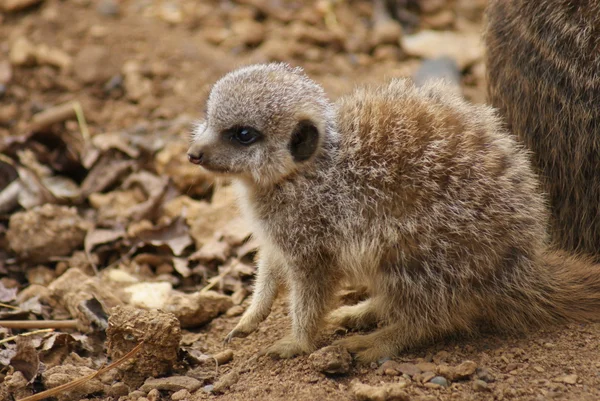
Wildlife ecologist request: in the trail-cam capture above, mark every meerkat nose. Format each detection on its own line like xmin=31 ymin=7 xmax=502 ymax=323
xmin=187 ymin=151 xmax=204 ymax=165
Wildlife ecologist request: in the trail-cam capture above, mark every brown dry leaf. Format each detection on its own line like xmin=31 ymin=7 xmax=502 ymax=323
xmin=40 ymin=332 xmax=88 ymax=368
xmin=84 ymin=227 xmax=126 ymax=255
xmin=133 ymin=216 xmax=193 ymax=256
xmin=172 ymin=257 xmax=191 ymax=278
xmin=80 ymin=155 xmax=135 ymax=198
xmin=91 ymin=132 xmax=141 ymax=159
xmin=10 ymin=336 xmax=40 ymax=383
xmin=0 ymin=280 xmax=17 ymax=302
xmin=16 ymin=166 xmax=57 ymax=209
xmin=121 ymin=171 xmax=169 ymax=222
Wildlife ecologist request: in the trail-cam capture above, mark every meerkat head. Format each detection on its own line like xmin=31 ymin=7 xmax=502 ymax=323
xmin=187 ymin=63 xmax=335 ymax=187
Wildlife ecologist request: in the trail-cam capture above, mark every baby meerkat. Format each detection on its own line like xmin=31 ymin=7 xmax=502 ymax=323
xmin=188 ymin=63 xmax=600 ymax=362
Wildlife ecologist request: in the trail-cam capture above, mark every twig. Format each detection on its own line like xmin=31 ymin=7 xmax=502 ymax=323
xmin=0 ymin=302 xmax=19 ymax=310
xmin=19 ymin=341 xmax=145 ymax=401
xmin=0 ymin=320 xmax=79 ymax=330
xmin=0 ymin=328 xmax=54 ymax=345
xmin=200 ymin=265 xmax=233 ymax=293
xmin=29 ymin=101 xmax=78 ymax=132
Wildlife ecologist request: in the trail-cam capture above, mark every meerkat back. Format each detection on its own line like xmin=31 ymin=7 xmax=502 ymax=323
xmin=485 ymin=0 xmax=600 ymax=260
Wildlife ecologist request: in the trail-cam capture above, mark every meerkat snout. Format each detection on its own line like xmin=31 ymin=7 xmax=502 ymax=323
xmin=187 ymin=63 xmax=337 ymax=185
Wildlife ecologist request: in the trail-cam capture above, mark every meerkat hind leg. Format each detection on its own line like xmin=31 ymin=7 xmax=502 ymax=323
xmin=328 ymin=298 xmax=379 ymax=330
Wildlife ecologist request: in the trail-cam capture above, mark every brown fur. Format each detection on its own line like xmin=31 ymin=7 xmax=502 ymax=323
xmin=188 ymin=64 xmax=600 ymax=362
xmin=485 ymin=0 xmax=600 ymax=260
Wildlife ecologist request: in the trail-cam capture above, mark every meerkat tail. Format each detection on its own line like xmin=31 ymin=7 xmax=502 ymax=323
xmin=539 ymin=250 xmax=600 ymax=323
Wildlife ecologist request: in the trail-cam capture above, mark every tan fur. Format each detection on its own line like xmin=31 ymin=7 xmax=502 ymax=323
xmin=485 ymin=0 xmax=600 ymax=260
xmin=188 ymin=63 xmax=600 ymax=362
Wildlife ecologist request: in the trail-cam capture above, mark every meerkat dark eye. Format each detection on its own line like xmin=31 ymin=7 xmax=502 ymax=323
xmin=289 ymin=120 xmax=319 ymax=162
xmin=226 ymin=126 xmax=262 ymax=145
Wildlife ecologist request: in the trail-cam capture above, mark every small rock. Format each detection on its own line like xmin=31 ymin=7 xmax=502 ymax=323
xmin=140 ymin=376 xmax=202 ymax=393
xmin=202 ymin=384 xmax=214 ymax=393
xmin=429 ymin=376 xmax=449 ymax=387
xmin=147 ymin=388 xmax=160 ymax=401
xmin=97 ymin=0 xmax=119 ymax=17
xmin=73 ymin=46 xmax=111 ymax=84
xmin=415 ymin=362 xmax=437 ymax=372
xmin=554 ymin=374 xmax=578 ymax=385
xmin=413 ymin=57 xmax=461 ymax=88
xmin=9 ymin=37 xmax=37 ymax=66
xmin=372 ymin=20 xmax=402 ymax=47
xmin=378 ymin=360 xmax=400 ymax=376
xmin=309 ymin=345 xmax=352 ymax=375
xmin=0 ymin=104 xmax=18 ymax=124
xmin=225 ymin=305 xmax=245 ymax=317
xmin=432 ymin=351 xmax=450 ymax=364
xmin=533 ymin=365 xmax=545 ymax=373
xmin=214 ymin=349 xmax=234 ymax=365
xmin=472 ymin=379 xmax=490 ymax=392
xmin=165 ymin=290 xmax=233 ymax=328
xmin=171 ymin=389 xmax=191 ymax=401
xmin=403 ymin=30 xmax=483 ymax=69
xmin=108 ymin=382 xmax=129 ymax=397
xmin=104 ymin=74 xmax=124 ymax=92
xmin=397 ymin=363 xmax=422 ymax=377
xmin=419 ymin=0 xmax=447 ymax=13
xmin=454 ymin=360 xmax=478 ymax=379
xmin=232 ymin=19 xmax=266 ymax=47
xmin=43 ymin=365 xmax=105 ymax=401
xmin=158 ymin=2 xmax=182 ymax=24
xmin=7 ymin=205 xmax=90 ymax=263
xmin=350 ymin=379 xmax=410 ymax=401
xmin=0 ymin=61 xmax=12 ymax=84
xmin=1 ymin=0 xmax=43 ymax=13
xmin=212 ymin=371 xmax=239 ymax=393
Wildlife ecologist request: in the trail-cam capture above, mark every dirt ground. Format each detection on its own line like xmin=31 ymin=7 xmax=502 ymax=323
xmin=1 ymin=0 xmax=600 ymax=400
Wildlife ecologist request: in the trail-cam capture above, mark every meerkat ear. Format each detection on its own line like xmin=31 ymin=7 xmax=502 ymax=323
xmin=289 ymin=120 xmax=319 ymax=162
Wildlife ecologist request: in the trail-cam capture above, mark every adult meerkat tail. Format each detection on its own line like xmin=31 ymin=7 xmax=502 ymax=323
xmin=541 ymin=250 xmax=600 ymax=323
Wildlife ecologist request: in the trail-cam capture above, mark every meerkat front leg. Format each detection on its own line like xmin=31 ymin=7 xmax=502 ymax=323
xmin=264 ymin=258 xmax=336 ymax=359
xmin=225 ymin=248 xmax=283 ymax=342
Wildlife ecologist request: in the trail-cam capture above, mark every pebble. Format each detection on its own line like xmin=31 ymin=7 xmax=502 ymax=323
xmin=554 ymin=374 xmax=578 ymax=385
xmin=472 ymin=379 xmax=490 ymax=392
xmin=430 ymin=376 xmax=449 ymax=387
xmin=403 ymin=30 xmax=482 ymax=69
xmin=97 ymin=0 xmax=119 ymax=17
xmin=74 ymin=45 xmax=111 ymax=84
xmin=147 ymin=389 xmax=160 ymax=401
xmin=371 ymin=20 xmax=403 ymax=47
xmin=171 ymin=389 xmax=191 ymax=401
xmin=413 ymin=57 xmax=461 ymax=88
xmin=140 ymin=376 xmax=202 ymax=393
xmin=212 ymin=371 xmax=240 ymax=393
xmin=225 ymin=305 xmax=245 ymax=317
xmin=350 ymin=379 xmax=410 ymax=401
xmin=9 ymin=37 xmax=37 ymax=66
xmin=308 ymin=345 xmax=352 ymax=375
xmin=202 ymin=384 xmax=214 ymax=393
xmin=108 ymin=382 xmax=130 ymax=397
xmin=214 ymin=349 xmax=234 ymax=365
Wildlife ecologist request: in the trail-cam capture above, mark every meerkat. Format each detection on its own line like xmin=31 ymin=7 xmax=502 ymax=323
xmin=187 ymin=63 xmax=600 ymax=362
xmin=485 ymin=0 xmax=600 ymax=260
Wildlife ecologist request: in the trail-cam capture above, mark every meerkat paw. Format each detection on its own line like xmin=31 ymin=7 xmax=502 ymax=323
xmin=260 ymin=336 xmax=312 ymax=359
xmin=334 ymin=333 xmax=395 ymax=363
xmin=224 ymin=320 xmax=259 ymax=343
xmin=328 ymin=301 xmax=378 ymax=331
